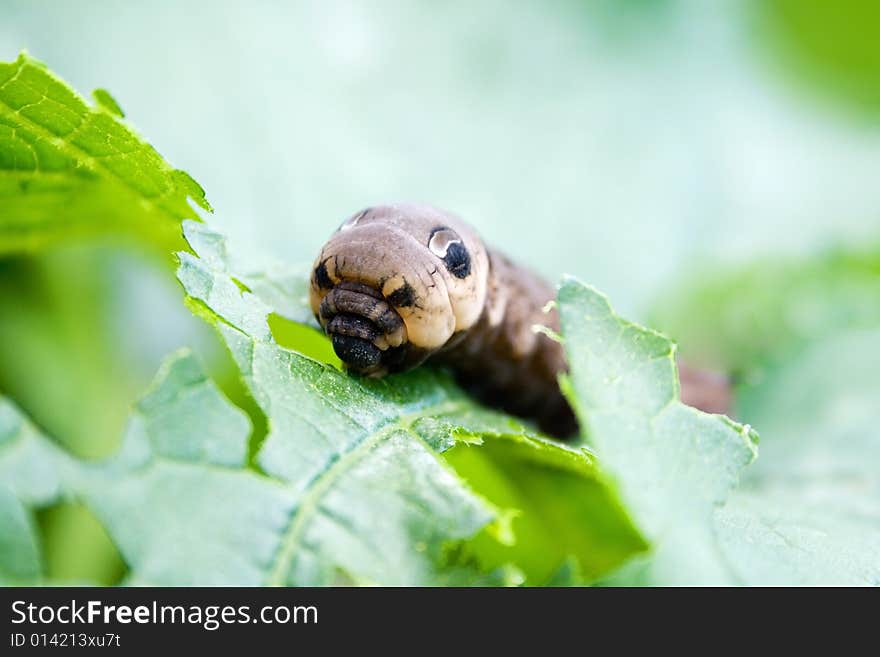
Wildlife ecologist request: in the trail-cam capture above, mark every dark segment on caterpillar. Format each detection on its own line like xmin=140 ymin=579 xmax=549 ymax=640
xmin=309 ymin=203 xmax=731 ymax=439
xmin=331 ymin=332 xmax=382 ymax=370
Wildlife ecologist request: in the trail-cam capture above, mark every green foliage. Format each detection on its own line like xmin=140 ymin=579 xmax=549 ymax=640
xmin=0 ymin=218 xmax=648 ymax=586
xmin=717 ymin=330 xmax=880 ymax=584
xmin=0 ymin=52 xmax=209 ymax=254
xmin=0 ymin=51 xmax=216 ymax=460
xmin=0 ymin=52 xmax=876 ymax=587
xmin=756 ymin=0 xmax=880 ymax=116
xmin=558 ymin=279 xmax=759 ymax=584
xmin=445 ymin=436 xmax=647 ymax=584
xmin=560 ymin=277 xmax=879 ymax=584
xmin=650 ymin=249 xmax=880 ymax=374
xmin=648 ymin=254 xmax=880 ymax=584
xmin=0 ymin=51 xmax=219 ymax=583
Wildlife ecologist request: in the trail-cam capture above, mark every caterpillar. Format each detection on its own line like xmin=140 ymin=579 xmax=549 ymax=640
xmin=309 ymin=203 xmax=730 ymax=439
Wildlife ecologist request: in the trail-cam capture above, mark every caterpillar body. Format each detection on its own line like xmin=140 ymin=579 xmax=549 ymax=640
xmin=309 ymin=203 xmax=730 ymax=439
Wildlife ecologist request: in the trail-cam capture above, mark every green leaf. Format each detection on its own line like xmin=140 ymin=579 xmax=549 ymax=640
xmin=653 ymin=252 xmax=880 ymax=584
xmin=91 ymin=89 xmax=124 ymax=118
xmin=561 ymin=272 xmax=880 ymax=585
xmin=444 ymin=433 xmax=647 ymax=585
xmin=0 ymin=350 xmax=496 ymax=585
xmin=0 ymin=485 xmax=41 ymax=584
xmin=0 ymin=396 xmax=62 ymax=585
xmin=717 ymin=329 xmax=880 ymax=584
xmin=1 ymin=353 xmax=283 ymax=585
xmin=0 ymin=52 xmax=210 ymax=254
xmin=557 ymin=277 xmax=759 ymax=584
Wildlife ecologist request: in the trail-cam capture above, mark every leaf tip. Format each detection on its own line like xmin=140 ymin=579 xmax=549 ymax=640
xmin=174 ymin=170 xmax=213 ymax=213
xmin=92 ymin=88 xmax=125 ymax=117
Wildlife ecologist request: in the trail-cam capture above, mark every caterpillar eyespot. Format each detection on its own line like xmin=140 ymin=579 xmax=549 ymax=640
xmin=428 ymin=227 xmax=472 ymax=278
xmin=310 ymin=203 xmax=731 ymax=439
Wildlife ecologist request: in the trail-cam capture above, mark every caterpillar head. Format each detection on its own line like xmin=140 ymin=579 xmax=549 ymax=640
xmin=309 ymin=203 xmax=489 ymax=376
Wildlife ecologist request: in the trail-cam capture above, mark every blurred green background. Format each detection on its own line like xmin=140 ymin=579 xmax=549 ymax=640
xmin=1 ymin=0 xmax=878 ymax=583
xmin=4 ymin=0 xmax=879 ymax=310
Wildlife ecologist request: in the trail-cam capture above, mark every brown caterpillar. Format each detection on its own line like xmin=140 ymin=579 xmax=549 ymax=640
xmin=309 ymin=203 xmax=730 ymax=439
